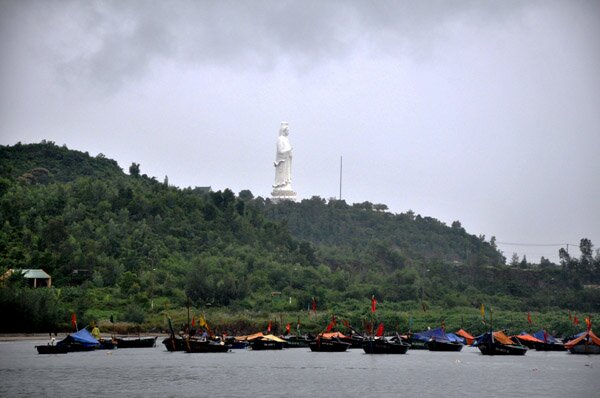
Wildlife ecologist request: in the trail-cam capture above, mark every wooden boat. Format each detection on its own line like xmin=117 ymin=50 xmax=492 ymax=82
xmin=362 ymin=337 xmax=410 ymax=354
xmin=282 ymin=334 xmax=312 ymax=348
xmin=162 ymin=335 xmax=185 ymax=352
xmin=56 ymin=329 xmax=100 ymax=352
xmin=98 ymin=338 xmax=117 ymax=350
xmin=511 ymin=332 xmax=541 ymax=349
xmin=427 ymin=338 xmax=464 ymax=352
xmin=309 ymin=337 xmax=351 ymax=352
xmin=223 ymin=336 xmax=249 ymax=349
xmin=476 ymin=331 xmax=528 ymax=356
xmin=115 ymin=336 xmax=157 ymax=348
xmin=410 ymin=327 xmax=464 ymax=351
xmin=36 ymin=344 xmax=68 ymax=354
xmin=249 ymin=339 xmax=285 ymax=350
xmin=317 ymin=331 xmax=363 ymax=349
xmin=241 ymin=333 xmax=286 ymax=350
xmin=531 ymin=330 xmax=566 ymax=351
xmin=184 ymin=338 xmax=231 ymax=353
xmin=565 ymin=330 xmax=600 ymax=354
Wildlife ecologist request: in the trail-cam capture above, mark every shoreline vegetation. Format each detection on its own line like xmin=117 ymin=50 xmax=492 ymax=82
xmin=1 ymin=142 xmax=598 ymax=337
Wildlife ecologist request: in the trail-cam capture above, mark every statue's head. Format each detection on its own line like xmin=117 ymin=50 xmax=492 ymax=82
xmin=279 ymin=122 xmax=289 ymax=136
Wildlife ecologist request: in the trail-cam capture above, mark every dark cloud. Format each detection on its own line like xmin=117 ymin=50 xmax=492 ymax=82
xmin=0 ymin=0 xmax=539 ymax=92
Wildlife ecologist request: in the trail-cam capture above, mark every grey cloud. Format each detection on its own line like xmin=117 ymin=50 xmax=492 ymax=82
xmin=3 ymin=0 xmax=539 ymax=93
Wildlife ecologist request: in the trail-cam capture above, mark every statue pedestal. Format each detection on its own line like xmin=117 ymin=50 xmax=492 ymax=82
xmin=271 ymin=189 xmax=297 ymax=203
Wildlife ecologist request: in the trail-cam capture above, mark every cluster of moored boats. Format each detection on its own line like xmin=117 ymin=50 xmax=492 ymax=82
xmin=159 ymin=325 xmax=600 ymax=356
xmin=35 ymin=328 xmax=158 ymax=354
xmin=36 ymin=326 xmax=600 ymax=356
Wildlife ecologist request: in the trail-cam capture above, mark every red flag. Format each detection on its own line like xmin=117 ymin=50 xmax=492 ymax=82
xmin=70 ymin=313 xmax=77 ymax=330
xmin=191 ymin=316 xmax=196 ymax=327
xmin=331 ymin=314 xmax=337 ymax=326
xmin=325 ymin=322 xmax=334 ymax=333
xmin=585 ymin=316 xmax=592 ymax=331
xmin=371 ymin=296 xmax=377 ymax=313
xmin=527 ymin=312 xmax=532 ymax=325
xmin=375 ymin=323 xmax=384 ymax=337
xmin=267 ymin=321 xmax=272 ymax=333
xmin=285 ymin=323 xmax=291 ymax=333
xmin=365 ymin=321 xmax=372 ymax=335
xmin=342 ymin=319 xmax=350 ymax=328
xmin=573 ymin=315 xmax=579 ymax=325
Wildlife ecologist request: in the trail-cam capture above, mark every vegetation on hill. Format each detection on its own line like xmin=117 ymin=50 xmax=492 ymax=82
xmin=0 ymin=142 xmax=598 ymax=335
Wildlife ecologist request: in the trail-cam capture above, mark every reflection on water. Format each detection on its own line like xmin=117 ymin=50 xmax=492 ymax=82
xmin=1 ymin=339 xmax=599 ymax=397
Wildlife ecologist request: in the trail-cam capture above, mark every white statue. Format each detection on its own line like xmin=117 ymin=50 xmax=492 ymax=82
xmin=271 ymin=122 xmax=297 ymax=201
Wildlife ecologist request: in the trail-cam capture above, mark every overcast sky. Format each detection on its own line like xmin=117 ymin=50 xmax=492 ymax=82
xmin=1 ymin=0 xmax=599 ymax=263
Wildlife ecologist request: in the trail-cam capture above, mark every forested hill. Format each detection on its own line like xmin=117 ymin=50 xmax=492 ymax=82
xmin=264 ymin=198 xmax=505 ymax=268
xmin=0 ymin=141 xmax=124 ymax=183
xmin=1 ymin=142 xmax=598 ymax=333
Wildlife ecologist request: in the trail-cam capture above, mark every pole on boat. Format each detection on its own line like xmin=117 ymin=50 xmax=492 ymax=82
xmin=186 ymin=297 xmax=191 ymax=335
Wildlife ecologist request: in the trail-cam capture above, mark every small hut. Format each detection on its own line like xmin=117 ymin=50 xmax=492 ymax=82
xmin=1 ymin=269 xmax=52 ymax=288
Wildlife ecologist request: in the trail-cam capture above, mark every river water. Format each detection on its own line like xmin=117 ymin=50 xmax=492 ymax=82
xmin=1 ymin=338 xmax=598 ymax=397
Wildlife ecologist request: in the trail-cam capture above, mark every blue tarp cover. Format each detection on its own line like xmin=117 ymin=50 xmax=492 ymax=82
xmin=63 ymin=328 xmax=99 ymax=346
xmin=413 ymin=327 xmax=463 ymax=344
xmin=533 ymin=329 xmax=561 ymax=344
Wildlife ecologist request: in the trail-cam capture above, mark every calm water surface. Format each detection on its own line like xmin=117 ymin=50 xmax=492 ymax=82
xmin=1 ymin=338 xmax=599 ymax=397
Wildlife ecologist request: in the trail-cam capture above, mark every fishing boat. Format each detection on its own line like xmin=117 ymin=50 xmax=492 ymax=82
xmin=427 ymin=337 xmax=464 ymax=352
xmin=309 ymin=334 xmax=351 ymax=352
xmin=35 ymin=344 xmax=68 ymax=354
xmin=55 ymin=328 xmax=100 ymax=352
xmin=282 ymin=334 xmax=312 ymax=348
xmin=511 ymin=332 xmax=543 ymax=349
xmin=183 ymin=338 xmax=231 ymax=353
xmin=242 ymin=333 xmax=286 ymax=350
xmin=115 ymin=336 xmax=157 ymax=348
xmin=162 ymin=335 xmax=185 ymax=351
xmin=223 ymin=336 xmax=249 ymax=349
xmin=531 ymin=330 xmax=566 ymax=351
xmin=564 ymin=330 xmax=600 ymax=354
xmin=410 ymin=327 xmax=464 ymax=351
xmin=362 ymin=337 xmax=410 ymax=354
xmin=476 ymin=331 xmax=528 ymax=355
xmin=426 ymin=329 xmax=464 ymax=352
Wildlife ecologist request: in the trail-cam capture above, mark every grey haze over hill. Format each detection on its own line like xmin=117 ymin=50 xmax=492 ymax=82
xmin=1 ymin=0 xmax=599 ymax=263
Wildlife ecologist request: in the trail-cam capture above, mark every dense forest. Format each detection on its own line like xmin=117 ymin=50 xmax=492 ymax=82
xmin=1 ymin=142 xmax=598 ymax=335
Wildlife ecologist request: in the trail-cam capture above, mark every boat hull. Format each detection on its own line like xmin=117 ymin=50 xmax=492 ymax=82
xmin=309 ymin=339 xmax=351 ymax=352
xmin=362 ymin=339 xmax=410 ymax=354
xmin=184 ymin=339 xmax=231 ymax=353
xmin=162 ymin=336 xmax=185 ymax=352
xmin=116 ymin=336 xmax=157 ymax=348
xmin=36 ymin=345 xmax=68 ymax=354
xmin=248 ymin=340 xmax=285 ymax=350
xmin=478 ymin=342 xmax=528 ymax=355
xmin=427 ymin=340 xmax=464 ymax=352
xmin=568 ymin=343 xmax=600 ymax=354
xmin=283 ymin=336 xmax=311 ymax=348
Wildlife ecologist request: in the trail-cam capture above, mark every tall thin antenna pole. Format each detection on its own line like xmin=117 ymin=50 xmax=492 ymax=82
xmin=339 ymin=156 xmax=343 ymax=200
